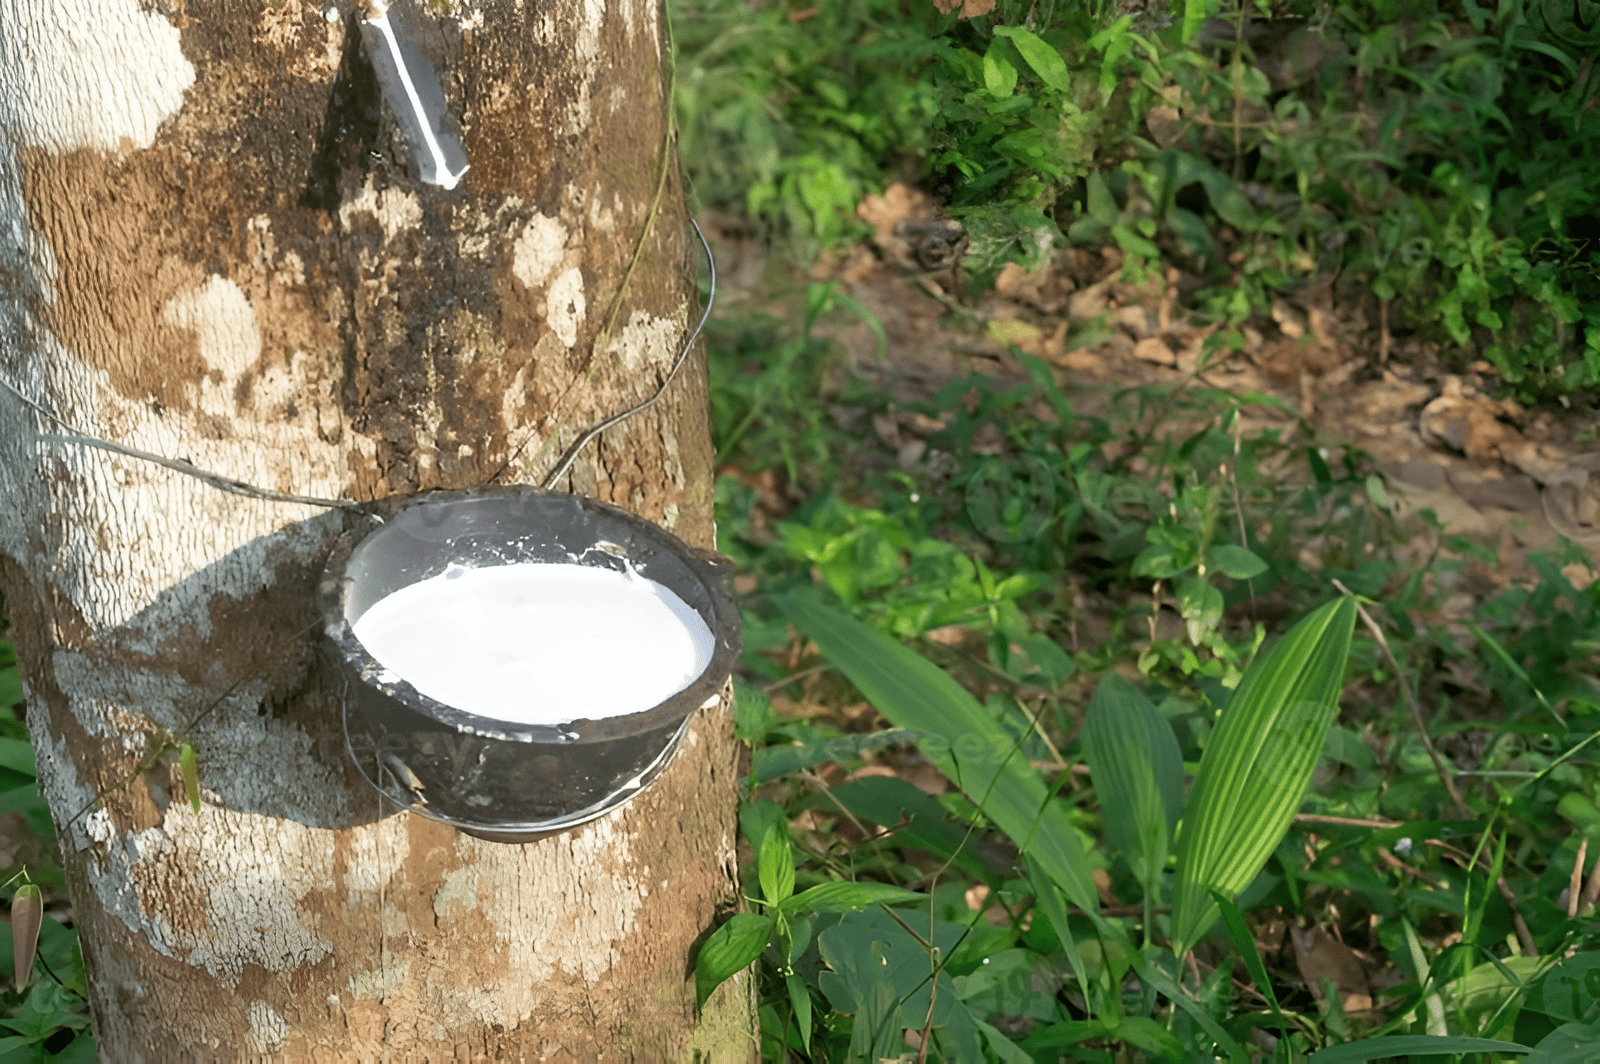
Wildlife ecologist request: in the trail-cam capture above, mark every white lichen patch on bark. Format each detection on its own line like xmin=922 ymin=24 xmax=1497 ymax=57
xmin=418 ymin=0 xmax=486 ymax=32
xmin=0 ymin=0 xmax=194 ymax=153
xmin=49 ymin=413 xmax=343 ymax=630
xmin=576 ymin=0 xmax=606 ymax=70
xmin=339 ymin=178 xmax=424 ymax=241
xmin=587 ymin=193 xmax=620 ymax=234
xmin=432 ymin=865 xmax=480 ymax=919
xmin=559 ymin=0 xmax=608 ymax=134
xmin=255 ymin=2 xmax=302 ymax=50
xmin=14 ymin=267 xmax=350 ymax=630
xmin=604 ymin=306 xmax=684 ymax=373
xmin=349 ymin=960 xmax=409 ymax=1000
xmin=545 ymin=267 xmax=587 ymax=348
xmin=161 ymin=276 xmax=262 ymax=418
xmin=90 ymin=810 xmax=336 ymax=983
xmin=189 ymin=706 xmax=354 ymax=826
xmin=49 ymin=652 xmax=188 ymax=742
xmin=0 ymin=0 xmax=200 ymax=619
xmin=511 ymin=213 xmax=590 ymax=349
xmin=510 ymin=213 xmax=568 ymax=291
xmin=27 ymin=725 xmax=105 ymax=851
xmin=659 ymin=414 xmax=685 ymax=490
xmin=246 ymin=1002 xmax=289 ymax=1054
xmin=617 ymin=0 xmax=661 ymax=50
xmin=339 ymin=811 xmax=410 ymax=895
xmin=499 ymin=361 xmax=532 ymax=432
xmin=255 ymin=0 xmax=347 ymax=77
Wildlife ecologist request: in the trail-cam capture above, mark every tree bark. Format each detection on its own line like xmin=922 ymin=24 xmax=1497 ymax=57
xmin=0 ymin=0 xmax=752 ymax=1058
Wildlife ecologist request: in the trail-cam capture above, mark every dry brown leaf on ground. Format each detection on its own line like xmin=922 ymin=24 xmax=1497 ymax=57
xmin=1050 ymin=347 xmax=1106 ymax=373
xmin=1133 ymin=337 xmax=1177 ymax=366
xmin=845 ymin=763 xmax=899 ymax=782
xmin=930 ymin=0 xmax=996 ymax=16
xmin=1271 ymin=300 xmax=1308 ymax=339
xmin=1254 ymin=335 xmax=1346 ymax=388
xmin=1113 ymin=304 xmax=1157 ymax=339
xmin=857 ymin=183 xmax=928 ymax=236
xmin=1344 ymin=372 xmax=1432 ymax=422
xmin=1543 ymin=467 xmax=1600 ymax=545
xmin=1492 ymin=441 xmax=1600 ymax=546
xmin=1145 ymin=105 xmax=1184 ymax=148
xmin=1067 ymin=276 xmax=1116 ymax=320
xmin=1290 ymin=923 xmax=1374 ymax=1014
xmin=1420 ymin=389 xmax=1519 ymax=459
xmin=994 ymin=261 xmax=1072 ymax=313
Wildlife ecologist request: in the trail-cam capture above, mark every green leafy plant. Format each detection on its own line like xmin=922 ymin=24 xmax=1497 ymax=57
xmin=0 ymin=872 xmax=92 ymax=1064
xmin=709 ymin=281 xmax=882 ymax=488
xmin=1168 ymin=595 xmax=1356 ymax=954
xmin=672 ymin=0 xmax=1160 ymax=269
xmin=695 ymin=588 xmax=1366 ymax=1057
xmin=0 ymin=639 xmax=94 ymax=1063
xmin=1080 ymin=673 xmax=1183 ymax=928
xmin=695 ymin=816 xmax=933 ymax=1008
xmin=1118 ymin=0 xmax=1600 ymax=394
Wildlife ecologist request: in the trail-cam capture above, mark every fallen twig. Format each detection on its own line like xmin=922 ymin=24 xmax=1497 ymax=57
xmin=1583 ymin=845 xmax=1600 ymax=911
xmin=1377 ymin=846 xmax=1448 ymax=890
xmin=1570 ymin=836 xmax=1588 ymax=919
xmin=1295 ymin=813 xmax=1403 ymax=829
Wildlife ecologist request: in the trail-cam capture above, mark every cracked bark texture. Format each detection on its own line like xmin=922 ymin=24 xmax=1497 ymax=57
xmin=0 ymin=0 xmax=750 ymax=1058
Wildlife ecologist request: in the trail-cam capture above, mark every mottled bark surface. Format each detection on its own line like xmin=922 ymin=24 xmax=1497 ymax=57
xmin=0 ymin=0 xmax=748 ymax=1058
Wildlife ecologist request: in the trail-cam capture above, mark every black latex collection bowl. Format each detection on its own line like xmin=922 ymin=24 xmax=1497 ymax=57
xmin=316 ymin=487 xmax=740 ymax=842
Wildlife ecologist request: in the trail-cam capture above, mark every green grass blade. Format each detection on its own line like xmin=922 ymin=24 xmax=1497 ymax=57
xmin=1082 ymin=673 xmax=1183 ymax=897
xmin=1210 ymin=889 xmax=1288 ymax=1041
xmin=775 ymin=592 xmax=1099 ymax=913
xmin=1170 ymin=597 xmax=1355 ymax=955
xmin=1306 ymin=1035 xmax=1532 ymax=1062
xmin=1110 ymin=931 xmax=1250 ymax=1063
xmin=779 ymin=880 xmax=925 ymax=914
xmin=1466 ymin=620 xmax=1561 ymax=723
xmin=1025 ymin=854 xmax=1092 ymax=1006
xmin=1403 ymin=916 xmax=1448 ymax=1036
xmin=785 ymin=972 xmax=813 ymax=1053
xmin=1116 ymin=1015 xmax=1186 ymax=1060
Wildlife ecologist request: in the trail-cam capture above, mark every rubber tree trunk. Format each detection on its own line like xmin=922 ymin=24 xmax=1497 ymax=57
xmin=0 ymin=0 xmax=752 ymax=1058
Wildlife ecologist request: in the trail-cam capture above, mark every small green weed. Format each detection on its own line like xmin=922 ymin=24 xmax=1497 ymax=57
xmin=1101 ymin=0 xmax=1600 ymax=396
xmin=709 ymin=281 xmax=884 ymax=490
xmin=0 ymin=638 xmax=92 ymax=1064
xmin=671 ymin=0 xmax=1158 ymax=269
